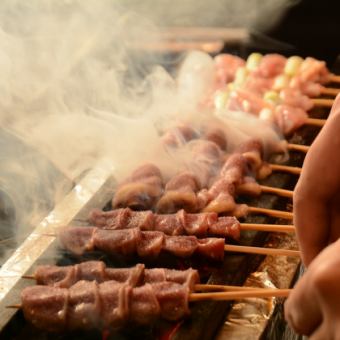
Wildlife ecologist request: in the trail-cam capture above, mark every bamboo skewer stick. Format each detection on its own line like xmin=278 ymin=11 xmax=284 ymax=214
xmin=306 ymin=118 xmax=326 ymax=127
xmin=189 ymin=288 xmax=291 ymax=301
xmin=259 ymin=185 xmax=293 ymax=198
xmin=194 ymin=284 xmax=261 ymax=292
xmin=247 ymin=206 xmax=293 ymax=220
xmin=42 ymin=229 xmax=296 ymax=257
xmin=312 ymin=98 xmax=334 ymax=108
xmin=328 ymin=74 xmax=340 ymax=83
xmin=240 ymin=223 xmax=295 ymax=233
xmin=269 ymin=163 xmax=301 ymax=175
xmin=130 ymin=40 xmax=224 ymax=54
xmin=224 ymin=244 xmax=299 ymax=257
xmin=6 ymin=288 xmax=291 ymax=308
xmin=320 ymin=87 xmax=340 ymax=96
xmin=22 ymin=275 xmax=36 ymax=280
xmin=287 ymin=143 xmax=310 ymax=153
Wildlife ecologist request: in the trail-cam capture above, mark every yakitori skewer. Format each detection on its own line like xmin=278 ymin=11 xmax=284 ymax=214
xmin=312 ymin=98 xmax=334 ymax=108
xmin=269 ymin=163 xmax=301 ymax=175
xmin=6 ymin=287 xmax=291 ymax=310
xmin=88 ymin=205 xmax=294 ymax=240
xmin=57 ymin=225 xmax=297 ymax=261
xmin=21 ymin=262 xmax=295 ymax=292
xmin=247 ymin=206 xmax=293 ymax=220
xmin=287 ymin=143 xmax=309 ymax=153
xmin=259 ymin=185 xmax=293 ymax=198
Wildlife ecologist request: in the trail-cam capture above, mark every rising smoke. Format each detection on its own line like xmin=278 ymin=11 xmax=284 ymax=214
xmin=0 ymin=0 xmax=288 ymax=263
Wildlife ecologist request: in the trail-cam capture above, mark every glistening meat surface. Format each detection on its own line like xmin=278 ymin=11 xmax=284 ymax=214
xmin=21 ymin=281 xmax=191 ymax=331
xmin=88 ymin=207 xmax=239 ymax=239
xmin=59 ymin=227 xmax=226 ymax=261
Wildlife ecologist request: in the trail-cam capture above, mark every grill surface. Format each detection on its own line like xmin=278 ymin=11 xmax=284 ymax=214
xmin=0 ymin=49 xmax=336 ymax=339
xmin=0 ymin=118 xmax=320 ymax=340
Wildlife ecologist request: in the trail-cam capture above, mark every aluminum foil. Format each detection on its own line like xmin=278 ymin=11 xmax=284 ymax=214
xmin=216 ymin=231 xmax=300 ymax=340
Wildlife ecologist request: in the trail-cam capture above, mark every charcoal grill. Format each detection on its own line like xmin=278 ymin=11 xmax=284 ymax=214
xmin=0 ymin=40 xmax=337 ymax=339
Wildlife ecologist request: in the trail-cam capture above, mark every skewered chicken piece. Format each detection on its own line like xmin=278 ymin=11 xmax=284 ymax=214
xmin=20 ymin=280 xmax=192 ymax=331
xmin=24 ymin=261 xmax=199 ymax=290
xmin=89 ymin=207 xmax=240 ymax=239
xmin=112 ymin=163 xmax=164 ymax=211
xmin=59 ymin=226 xmax=298 ymax=261
xmin=17 ymin=279 xmax=291 ymax=332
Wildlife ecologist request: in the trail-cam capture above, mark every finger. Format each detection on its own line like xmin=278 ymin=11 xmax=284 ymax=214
xmin=294 ymin=112 xmax=340 ymax=266
xmin=286 ymin=241 xmax=340 ymax=337
xmin=293 ymin=181 xmax=330 ymax=266
xmin=284 ymin=275 xmax=323 ymax=336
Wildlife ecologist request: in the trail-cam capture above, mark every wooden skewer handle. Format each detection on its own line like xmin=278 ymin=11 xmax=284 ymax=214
xmin=248 ymin=206 xmax=293 ymax=220
xmin=287 ymin=143 xmax=310 ymax=153
xmin=22 ymin=275 xmax=35 ymax=280
xmin=260 ymin=185 xmax=293 ymax=199
xmin=224 ymin=244 xmax=300 ymax=257
xmin=306 ymin=118 xmax=326 ymax=127
xmin=270 ymin=164 xmax=301 ymax=175
xmin=189 ymin=288 xmax=292 ymax=301
xmin=312 ymin=98 xmax=334 ymax=108
xmin=240 ymin=223 xmax=295 ymax=233
xmin=320 ymin=87 xmax=340 ymax=96
xmin=328 ymin=74 xmax=340 ymax=84
xmin=194 ymin=284 xmax=259 ymax=292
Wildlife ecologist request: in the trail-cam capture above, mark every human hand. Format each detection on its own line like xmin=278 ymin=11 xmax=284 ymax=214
xmin=285 ymin=239 xmax=340 ymax=338
xmin=293 ymin=93 xmax=340 ymax=266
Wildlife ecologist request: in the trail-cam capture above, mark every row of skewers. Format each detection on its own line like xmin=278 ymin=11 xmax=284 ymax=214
xmin=212 ymin=53 xmax=337 ymax=134
xmin=12 ymin=261 xmax=290 ymax=332
xmin=8 ymin=52 xmax=338 ymax=333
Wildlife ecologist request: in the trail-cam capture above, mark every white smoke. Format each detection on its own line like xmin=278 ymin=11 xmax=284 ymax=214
xmin=0 ymin=0 xmax=288 ymax=263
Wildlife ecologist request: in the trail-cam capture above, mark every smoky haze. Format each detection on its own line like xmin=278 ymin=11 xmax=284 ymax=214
xmin=0 ymin=0 xmax=288 ymax=263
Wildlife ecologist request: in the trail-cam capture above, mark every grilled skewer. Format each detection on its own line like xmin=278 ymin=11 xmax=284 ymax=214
xmin=88 ymin=206 xmax=294 ymax=242
xmin=20 ymin=261 xmax=295 ymax=292
xmin=7 ymin=287 xmax=291 ymax=312
xmin=57 ymin=226 xmax=299 ymax=261
xmin=7 ymin=284 xmax=291 ymax=337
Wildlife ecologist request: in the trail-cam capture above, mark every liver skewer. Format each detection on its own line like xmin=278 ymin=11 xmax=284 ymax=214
xmin=58 ymin=227 xmax=299 ymax=261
